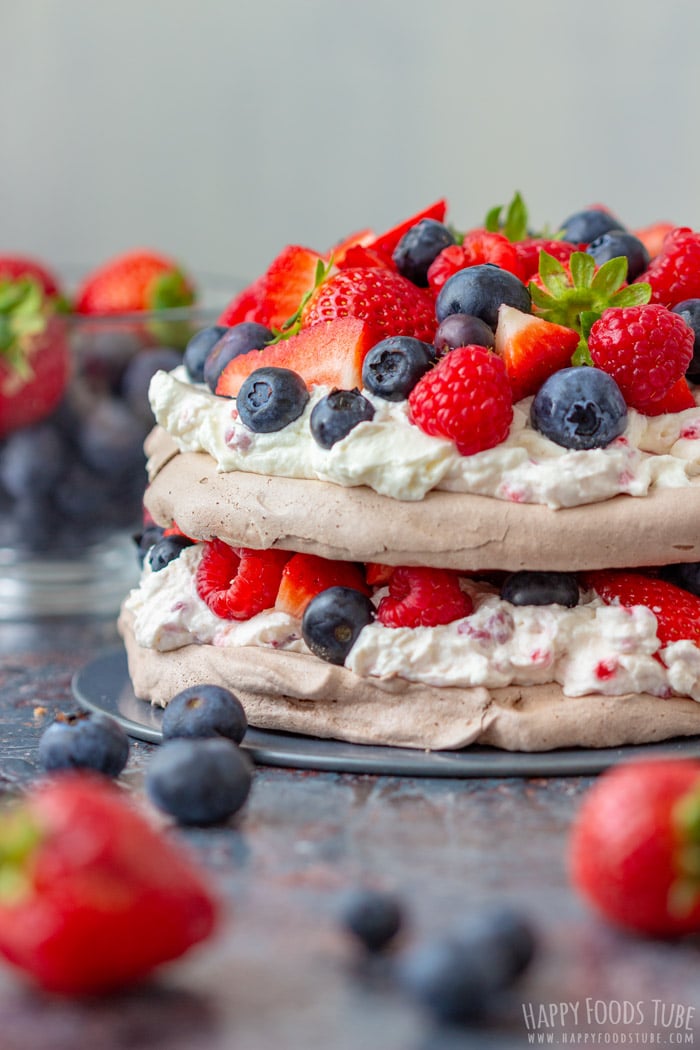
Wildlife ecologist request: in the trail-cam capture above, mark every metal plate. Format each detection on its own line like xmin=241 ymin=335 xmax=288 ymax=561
xmin=73 ymin=647 xmax=700 ymax=778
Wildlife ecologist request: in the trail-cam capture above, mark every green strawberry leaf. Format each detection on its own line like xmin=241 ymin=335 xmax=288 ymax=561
xmin=150 ymin=270 xmax=196 ymax=311
xmin=483 ymin=191 xmax=529 ymax=241
xmin=569 ymin=252 xmax=596 ymax=289
xmin=590 ymin=256 xmax=628 ymax=296
xmin=610 ymin=283 xmax=652 ymax=308
xmin=0 ymin=278 xmax=50 ymax=378
xmin=271 ymin=255 xmax=335 ymax=343
xmin=484 ymin=205 xmax=502 ymax=233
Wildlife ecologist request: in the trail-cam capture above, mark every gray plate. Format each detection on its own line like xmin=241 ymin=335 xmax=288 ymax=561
xmin=73 ymin=648 xmax=700 ymax=778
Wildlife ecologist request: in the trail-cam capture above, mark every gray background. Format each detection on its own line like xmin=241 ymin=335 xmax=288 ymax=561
xmin=3 ymin=0 xmax=699 ymax=293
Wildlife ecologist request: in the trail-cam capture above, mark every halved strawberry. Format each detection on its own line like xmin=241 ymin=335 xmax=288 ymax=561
xmin=275 ymin=553 xmax=369 ymax=619
xmin=494 ymin=304 xmax=580 ymax=402
xmin=330 ymin=228 xmax=376 ymax=267
xmin=196 ymin=540 xmax=290 ymax=620
xmin=218 ymin=245 xmax=324 ymax=329
xmin=377 ymin=566 xmax=473 ymax=629
xmin=215 ymin=317 xmax=376 ymax=397
xmin=368 ymin=199 xmax=448 ymax=260
xmin=583 ymin=570 xmax=700 ymax=648
xmin=637 ymin=376 xmax=696 ymax=417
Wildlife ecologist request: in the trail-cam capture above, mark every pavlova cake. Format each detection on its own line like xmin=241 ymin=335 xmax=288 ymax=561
xmin=119 ymin=194 xmax=700 ymax=751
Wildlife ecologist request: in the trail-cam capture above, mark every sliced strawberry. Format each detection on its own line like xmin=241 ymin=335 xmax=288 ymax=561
xmin=335 ymin=244 xmax=394 ymax=271
xmin=637 ymin=376 xmax=696 ymax=416
xmin=365 ymin=562 xmax=396 ymax=586
xmin=377 ymin=566 xmax=473 ymax=629
xmin=218 ymin=245 xmax=324 ymax=329
xmin=216 ymin=317 xmax=376 ymax=397
xmin=275 ymin=553 xmax=369 ymax=620
xmin=584 ymin=570 xmax=700 ymax=648
xmin=329 ymin=228 xmax=376 ymax=267
xmin=367 ymin=199 xmax=448 ymax=259
xmin=196 ymin=539 xmax=290 ymax=620
xmin=633 ymin=221 xmax=676 ymax=260
xmin=494 ymin=304 xmax=580 ymax=402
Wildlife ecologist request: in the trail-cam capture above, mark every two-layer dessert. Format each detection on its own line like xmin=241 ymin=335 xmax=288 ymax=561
xmin=119 ymin=195 xmax=700 ymax=751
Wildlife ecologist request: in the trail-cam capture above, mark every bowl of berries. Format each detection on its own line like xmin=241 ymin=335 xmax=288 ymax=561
xmin=0 ymin=251 xmax=236 ymax=617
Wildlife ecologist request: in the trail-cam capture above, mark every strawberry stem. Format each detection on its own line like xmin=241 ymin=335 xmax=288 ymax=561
xmin=268 ymin=255 xmax=335 ymax=344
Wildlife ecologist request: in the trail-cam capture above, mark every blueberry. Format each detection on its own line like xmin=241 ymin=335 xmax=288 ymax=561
xmin=302 ymin=586 xmax=375 ymax=665
xmin=121 ymin=346 xmax=183 ymax=424
xmin=558 ymin=208 xmax=625 ymax=245
xmin=661 ymin=562 xmax=700 ymax=596
xmin=184 ymin=324 xmax=229 ymax=383
xmin=435 ymin=264 xmax=531 ymax=330
xmin=454 ymin=906 xmax=536 ymax=986
xmin=148 ymin=533 xmax=194 ymax=572
xmin=586 ymin=231 xmax=650 ymax=282
xmin=500 ymin=570 xmax=579 ymax=607
xmin=133 ymin=523 xmax=165 ymax=563
xmin=530 ymin=367 xmax=627 ymax=450
xmin=361 ymin=337 xmax=434 ymax=401
xmin=0 ymin=422 xmax=69 ymax=498
xmin=337 ymin=887 xmax=404 ymax=952
xmin=309 ymin=388 xmax=375 ymax=448
xmin=433 ymin=313 xmax=495 ymax=356
xmin=671 ymin=300 xmax=700 ymax=380
xmin=38 ymin=711 xmax=129 ymax=777
xmin=145 ymin=738 xmax=253 ymax=826
xmin=204 ymin=322 xmax=274 ymax=393
xmin=162 ymin=684 xmax=248 ymax=744
xmin=392 ymin=219 xmax=456 ymax=287
xmin=76 ymin=398 xmax=149 ymax=475
xmin=398 ymin=938 xmax=492 ymax=1024
xmin=237 ymin=367 xmax=309 ymax=433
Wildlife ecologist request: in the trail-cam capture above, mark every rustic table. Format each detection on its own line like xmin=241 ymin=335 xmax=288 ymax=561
xmin=1 ymin=615 xmax=699 ymax=1050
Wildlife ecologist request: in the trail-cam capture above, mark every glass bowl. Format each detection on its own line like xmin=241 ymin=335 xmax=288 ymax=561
xmin=0 ymin=272 xmax=238 ymax=619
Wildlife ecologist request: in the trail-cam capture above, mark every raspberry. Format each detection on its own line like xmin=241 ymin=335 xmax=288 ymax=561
xmin=377 ymin=566 xmax=473 ymax=628
xmin=408 ymin=345 xmax=514 ymax=456
xmin=427 ymin=232 xmax=524 ymax=294
xmin=637 ymin=227 xmax=700 ymax=307
xmin=196 ymin=539 xmax=290 ymax=620
xmin=587 ymin=304 xmax=693 ymax=409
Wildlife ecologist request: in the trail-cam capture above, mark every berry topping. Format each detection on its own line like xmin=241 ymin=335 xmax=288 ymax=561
xmin=337 ymin=887 xmax=404 ymax=953
xmin=530 ymin=366 xmax=627 ymax=450
xmin=408 ymin=344 xmax=514 ymax=457
xmin=196 ymin=540 xmax=290 ymax=620
xmin=377 ymin=566 xmax=473 ymax=628
xmin=493 ymin=304 xmax=580 ymax=402
xmin=433 ymin=313 xmax=495 ymax=355
xmin=276 ymin=553 xmax=370 ymax=620
xmin=361 ymin=336 xmax=434 ymax=401
xmin=557 ymin=207 xmax=624 ymax=245
xmin=236 ymin=366 xmax=309 ymax=433
xmin=309 ymin=388 xmax=375 ymax=448
xmin=365 ymin=199 xmax=448 ymax=259
xmin=588 ymin=304 xmax=693 ymax=409
xmin=634 ymin=376 xmax=696 ymax=416
xmin=183 ymin=324 xmax=229 ymax=383
xmin=428 ymin=231 xmax=526 ymax=295
xmin=301 ymin=586 xmax=375 ymax=664
xmin=301 ymin=267 xmax=437 ymax=345
xmin=203 ymin=322 xmax=273 ymax=392
xmin=215 ymin=317 xmax=377 ymax=397
xmin=435 ymin=264 xmax=531 ymax=330
xmin=75 ymin=249 xmax=195 ymax=314
xmin=218 ymin=245 xmax=325 ymax=329
xmin=586 ymin=230 xmax=650 ymax=282
xmin=162 ymin=684 xmax=248 ymax=743
xmin=500 ymin=571 xmax=580 ymax=607
xmin=671 ymin=298 xmax=700 ymax=380
xmin=633 ymin=221 xmax=676 ymax=260
xmin=584 ymin=570 xmax=700 ymax=647
xmin=637 ymin=227 xmax=700 ymax=308
xmin=148 ymin=533 xmax=195 ymax=572
xmin=38 ymin=711 xmax=130 ymax=778
xmin=392 ymin=218 xmax=455 ymax=286
xmin=512 ymin=239 xmax=580 ymax=282
xmin=146 ymin=738 xmax=252 ymax=826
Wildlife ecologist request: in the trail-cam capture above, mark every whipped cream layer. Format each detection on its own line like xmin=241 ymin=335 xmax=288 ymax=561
xmin=124 ymin=547 xmax=700 ymax=703
xmin=150 ymin=368 xmax=700 ymax=508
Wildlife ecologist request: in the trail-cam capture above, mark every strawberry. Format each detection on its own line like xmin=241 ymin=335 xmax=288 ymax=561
xmin=0 ymin=280 xmax=70 ymax=438
xmin=427 ymin=231 xmax=525 ymax=294
xmin=218 ymin=245 xmax=324 ymax=329
xmin=216 ymin=318 xmax=376 ymax=397
xmin=636 ymin=227 xmax=700 ymax=307
xmin=0 ymin=773 xmax=218 ymax=994
xmin=196 ymin=539 xmax=290 ymax=620
xmin=636 ymin=376 xmax=696 ymax=417
xmin=365 ymin=562 xmax=396 ymax=586
xmin=408 ymin=344 xmax=514 ymax=457
xmin=275 ymin=553 xmax=369 ymax=619
xmin=511 ymin=239 xmax=582 ymax=282
xmin=584 ymin=570 xmax=700 ymax=647
xmin=377 ymin=566 xmax=473 ymax=628
xmin=633 ymin=221 xmax=675 ymax=261
xmin=569 ymin=759 xmax=700 ymax=937
xmin=367 ymin=199 xmax=448 ymax=260
xmin=588 ymin=304 xmax=693 ymax=409
xmin=75 ymin=249 xmax=195 ymax=315
xmin=330 ymin=228 xmax=376 ymax=267
xmin=301 ymin=267 xmax=437 ymax=345
xmin=494 ymin=304 xmax=580 ymax=402
xmin=0 ymin=255 xmax=62 ymax=297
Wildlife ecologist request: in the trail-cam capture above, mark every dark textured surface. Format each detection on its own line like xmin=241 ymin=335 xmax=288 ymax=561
xmin=1 ymin=616 xmax=700 ymax=1049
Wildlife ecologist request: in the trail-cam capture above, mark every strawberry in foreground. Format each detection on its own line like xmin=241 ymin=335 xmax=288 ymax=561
xmin=570 ymin=759 xmax=700 ymax=937
xmin=0 ymin=773 xmax=218 ymax=994
xmin=494 ymin=305 xmax=580 ymax=402
xmin=0 ymin=255 xmax=62 ymax=298
xmin=584 ymin=570 xmax=700 ymax=647
xmin=75 ymin=249 xmax=195 ymax=315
